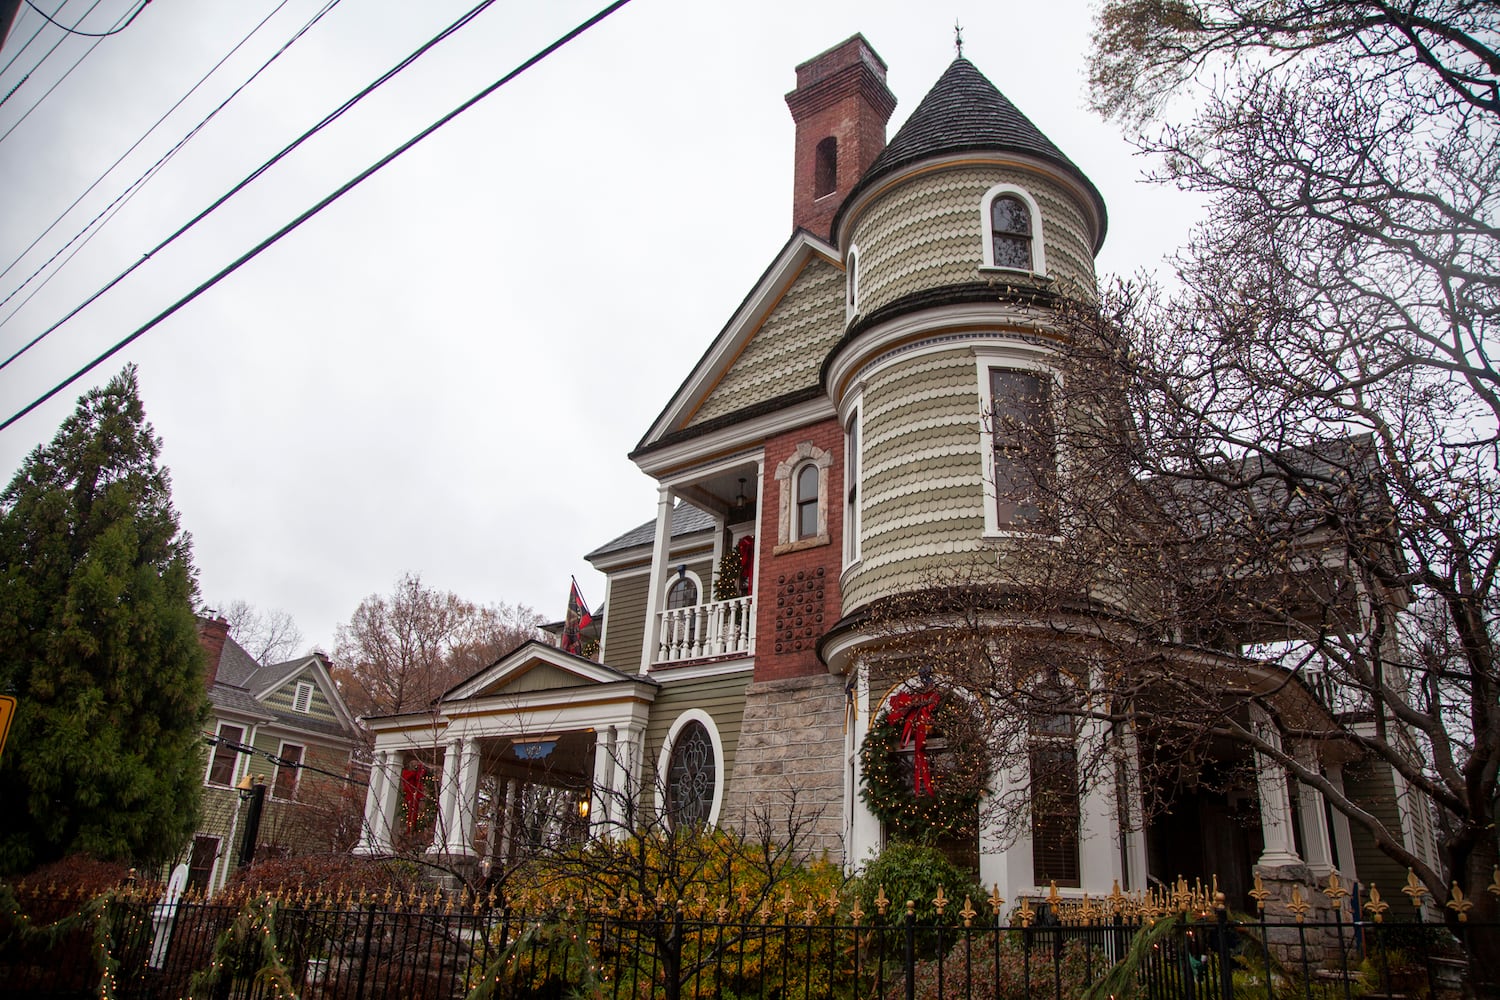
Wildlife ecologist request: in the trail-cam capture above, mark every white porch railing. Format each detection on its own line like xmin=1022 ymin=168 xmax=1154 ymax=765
xmin=657 ymin=596 xmax=755 ymax=663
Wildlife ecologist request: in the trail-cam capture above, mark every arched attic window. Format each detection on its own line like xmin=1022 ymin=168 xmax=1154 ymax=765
xmin=980 ymin=184 xmax=1046 ymax=274
xmin=814 ymin=136 xmax=838 ymax=198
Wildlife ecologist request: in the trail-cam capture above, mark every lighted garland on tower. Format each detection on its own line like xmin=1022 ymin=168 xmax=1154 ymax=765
xmin=860 ymin=687 xmax=990 ymax=842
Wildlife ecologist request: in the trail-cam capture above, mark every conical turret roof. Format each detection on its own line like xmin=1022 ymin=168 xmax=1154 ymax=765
xmin=833 ymin=57 xmax=1107 ymax=247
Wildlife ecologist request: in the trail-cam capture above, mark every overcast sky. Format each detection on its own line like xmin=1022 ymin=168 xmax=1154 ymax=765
xmin=0 ymin=0 xmax=1202 ymax=656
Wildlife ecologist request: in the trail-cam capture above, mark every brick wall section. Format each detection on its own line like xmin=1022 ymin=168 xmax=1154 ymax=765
xmin=723 ymin=674 xmax=847 ymax=863
xmin=755 ymin=417 xmax=844 ymax=682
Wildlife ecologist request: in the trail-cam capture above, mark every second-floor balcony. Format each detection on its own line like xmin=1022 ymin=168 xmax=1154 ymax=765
xmin=656 ymin=595 xmax=755 ymax=664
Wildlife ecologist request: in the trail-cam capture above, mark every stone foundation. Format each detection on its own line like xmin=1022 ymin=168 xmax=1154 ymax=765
xmin=723 ymin=674 xmax=848 ymax=863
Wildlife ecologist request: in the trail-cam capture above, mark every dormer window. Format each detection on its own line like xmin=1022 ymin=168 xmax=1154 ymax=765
xmin=814 ymin=136 xmax=838 ymax=198
xmin=980 ymin=184 xmax=1046 ymax=274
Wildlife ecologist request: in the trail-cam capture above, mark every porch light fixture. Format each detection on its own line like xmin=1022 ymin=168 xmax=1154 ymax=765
xmin=512 ymin=738 xmax=557 ymax=761
xmin=578 ymin=797 xmax=590 ymax=819
xmin=735 ymin=478 xmax=747 ymax=505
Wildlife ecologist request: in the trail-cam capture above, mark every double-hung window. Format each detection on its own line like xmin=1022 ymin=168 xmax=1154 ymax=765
xmin=989 ymin=368 xmax=1055 ymax=530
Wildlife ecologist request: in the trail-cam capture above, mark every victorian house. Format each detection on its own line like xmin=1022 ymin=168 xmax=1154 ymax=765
xmin=355 ymin=36 xmax=1437 ymax=909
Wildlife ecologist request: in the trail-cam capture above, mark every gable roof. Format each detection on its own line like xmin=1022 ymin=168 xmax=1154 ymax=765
xmin=204 ymin=627 xmax=359 ymax=741
xmin=632 ymin=231 xmax=841 ymax=458
xmin=586 ymin=502 xmax=718 ymax=562
xmin=439 ymin=639 xmax=654 ymax=704
xmin=832 ymin=57 xmax=1107 ymax=249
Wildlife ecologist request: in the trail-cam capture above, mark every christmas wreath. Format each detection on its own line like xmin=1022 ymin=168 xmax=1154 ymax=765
xmin=860 ymin=688 xmax=990 ymax=841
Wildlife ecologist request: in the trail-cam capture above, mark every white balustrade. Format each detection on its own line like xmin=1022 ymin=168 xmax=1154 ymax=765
xmin=656 ymin=595 xmax=755 ymax=663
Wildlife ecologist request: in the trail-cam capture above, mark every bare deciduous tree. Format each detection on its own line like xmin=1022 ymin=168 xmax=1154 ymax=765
xmin=220 ymin=599 xmax=305 ymax=665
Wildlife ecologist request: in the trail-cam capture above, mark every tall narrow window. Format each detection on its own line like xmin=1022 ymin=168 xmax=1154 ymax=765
xmin=666 ymin=720 xmax=716 ymax=830
xmin=273 ymin=743 xmax=304 ymax=800
xmin=187 ymin=836 xmax=220 ymax=895
xmin=1030 ymin=680 xmax=1080 ymax=886
xmin=795 ymin=463 xmax=820 ymax=540
xmin=990 ymin=195 xmax=1032 ymax=270
xmin=844 ymin=407 xmax=861 ymax=565
xmin=814 ymin=136 xmax=838 ymax=198
xmin=207 ymin=724 xmax=243 ymax=786
xmin=293 ymin=681 xmax=313 ymax=714
xmin=846 ymin=246 xmax=860 ymax=320
xmin=990 ymin=369 xmax=1055 ymax=528
xmin=667 ymin=575 xmax=699 ymax=645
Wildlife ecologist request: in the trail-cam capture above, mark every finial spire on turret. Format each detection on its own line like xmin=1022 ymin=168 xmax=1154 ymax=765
xmin=954 ymin=21 xmax=964 ymax=58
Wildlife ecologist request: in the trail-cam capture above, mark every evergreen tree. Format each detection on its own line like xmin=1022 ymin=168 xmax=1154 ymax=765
xmin=0 ymin=367 xmax=208 ymax=874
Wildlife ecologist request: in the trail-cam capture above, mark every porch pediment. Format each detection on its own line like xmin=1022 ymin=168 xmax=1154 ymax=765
xmin=443 ymin=640 xmax=642 ymax=704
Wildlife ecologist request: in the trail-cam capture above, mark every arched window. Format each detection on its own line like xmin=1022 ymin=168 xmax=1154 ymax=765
xmin=814 ymin=136 xmax=838 ymax=198
xmin=846 ymin=246 xmax=861 ymax=321
xmin=795 ymin=463 xmax=819 ymax=540
xmin=980 ymin=184 xmax=1046 ymax=274
xmin=667 ymin=576 xmax=698 ymax=610
xmin=657 ymin=711 xmax=724 ymax=830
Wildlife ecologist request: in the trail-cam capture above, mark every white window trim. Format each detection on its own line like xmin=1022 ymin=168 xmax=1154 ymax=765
xmin=846 ymin=244 xmax=861 ymax=324
xmin=773 ymin=441 xmax=832 ymax=553
xmin=664 ymin=568 xmax=705 ymax=606
xmin=843 ymin=394 xmax=863 ymax=571
xmin=654 ymin=709 xmax=725 ymax=830
xmin=975 ymin=350 xmax=1060 ymax=538
xmin=293 ymin=680 xmax=314 ymax=714
xmin=272 ymin=740 xmax=305 ymax=801
xmin=205 ymin=723 xmax=245 ymax=788
xmin=979 ymin=183 xmax=1046 ymax=276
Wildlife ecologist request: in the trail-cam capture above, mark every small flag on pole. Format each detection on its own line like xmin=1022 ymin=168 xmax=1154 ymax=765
xmin=562 ymin=577 xmax=593 ymax=655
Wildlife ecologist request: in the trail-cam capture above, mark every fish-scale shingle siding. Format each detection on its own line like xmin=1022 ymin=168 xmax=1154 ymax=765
xmin=849 ymin=166 xmax=1096 ymax=319
xmin=689 ymin=259 xmax=845 ymax=425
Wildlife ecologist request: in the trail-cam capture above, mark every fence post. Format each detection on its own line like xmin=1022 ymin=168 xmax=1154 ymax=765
xmin=905 ymin=901 xmax=916 ymax=1000
xmin=1216 ymin=896 xmax=1234 ymax=1000
xmin=353 ymin=901 xmax=377 ymax=1000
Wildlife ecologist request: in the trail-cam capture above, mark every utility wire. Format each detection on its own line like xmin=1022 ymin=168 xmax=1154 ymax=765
xmin=23 ymin=0 xmax=149 ymax=38
xmin=0 ymin=0 xmax=495 ymax=372
xmin=205 ymin=732 xmax=369 ymax=788
xmin=0 ymin=0 xmax=130 ymax=138
xmin=0 ymin=0 xmax=73 ymax=78
xmin=0 ymin=0 xmax=321 ymax=317
xmin=1 ymin=0 xmax=638 ymax=433
xmin=0 ymin=0 xmax=104 ymax=107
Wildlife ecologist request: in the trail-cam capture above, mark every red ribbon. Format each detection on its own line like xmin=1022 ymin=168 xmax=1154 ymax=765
xmin=736 ymin=535 xmax=755 ymax=595
xmin=887 ymin=690 xmax=942 ymax=796
xmin=401 ymin=761 xmax=429 ymax=832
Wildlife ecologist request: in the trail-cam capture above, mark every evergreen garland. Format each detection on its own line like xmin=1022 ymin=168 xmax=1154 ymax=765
xmin=860 ymin=696 xmax=990 ymax=842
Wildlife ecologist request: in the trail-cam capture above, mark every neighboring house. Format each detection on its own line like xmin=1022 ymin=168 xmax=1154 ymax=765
xmin=355 ymin=37 xmax=1438 ymax=910
xmin=187 ymin=616 xmax=361 ymax=896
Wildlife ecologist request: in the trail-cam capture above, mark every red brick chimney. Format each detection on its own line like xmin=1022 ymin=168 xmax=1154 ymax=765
xmin=197 ymin=614 xmax=230 ymax=691
xmin=785 ymin=35 xmax=896 ymax=241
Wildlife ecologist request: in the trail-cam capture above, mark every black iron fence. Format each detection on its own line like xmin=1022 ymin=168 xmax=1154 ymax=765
xmin=1 ymin=879 xmax=1491 ymax=999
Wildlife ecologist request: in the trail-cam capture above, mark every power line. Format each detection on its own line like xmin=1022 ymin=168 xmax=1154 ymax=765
xmin=0 ymin=0 xmax=130 ymax=139
xmin=204 ymin=732 xmax=369 ymax=788
xmin=0 ymin=0 xmax=74 ymax=79
xmin=0 ymin=0 xmax=497 ymax=372
xmin=23 ymin=0 xmax=148 ymax=38
xmin=0 ymin=0 xmax=322 ymax=319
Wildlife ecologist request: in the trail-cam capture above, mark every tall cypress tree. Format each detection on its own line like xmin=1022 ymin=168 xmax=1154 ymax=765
xmin=0 ymin=367 xmax=208 ymax=874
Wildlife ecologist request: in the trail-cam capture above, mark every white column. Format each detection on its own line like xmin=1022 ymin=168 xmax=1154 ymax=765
xmin=355 ymin=750 xmax=397 ymax=855
xmin=748 ymin=459 xmax=764 ymax=654
xmin=1254 ymin=719 xmax=1302 ymax=866
xmin=429 ymin=740 xmax=461 ymax=855
xmin=590 ymin=727 xmax=617 ymax=837
xmin=498 ymin=778 xmax=520 ymax=863
xmin=1294 ymin=745 xmax=1334 ymax=876
xmin=449 ymin=738 xmax=480 ymax=857
xmin=1325 ymin=763 xmax=1358 ymax=880
xmin=846 ymin=665 xmax=881 ymax=871
xmin=1116 ymin=725 xmax=1149 ymax=892
xmin=611 ymin=722 xmax=645 ymax=827
xmin=640 ymin=487 xmax=675 ymax=673
xmin=1078 ymin=715 xmax=1121 ymax=890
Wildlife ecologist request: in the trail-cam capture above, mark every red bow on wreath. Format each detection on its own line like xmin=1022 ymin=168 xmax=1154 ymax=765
xmin=736 ymin=535 xmax=755 ymax=595
xmin=887 ymin=690 xmax=942 ymax=796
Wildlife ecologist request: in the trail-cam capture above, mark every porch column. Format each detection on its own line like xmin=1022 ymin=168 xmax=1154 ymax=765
xmin=639 ymin=486 xmax=675 ymax=673
xmin=1294 ymin=745 xmax=1334 ymax=876
xmin=498 ymin=778 xmax=520 ymax=863
xmin=749 ymin=457 xmax=764 ymax=654
xmin=447 ymin=738 xmax=481 ymax=857
xmin=1253 ymin=718 xmax=1302 ymax=866
xmin=590 ymin=726 xmax=617 ymax=837
xmin=355 ymin=750 xmax=399 ymax=855
xmin=1324 ymin=763 xmax=1358 ymax=880
xmin=610 ymin=722 xmax=645 ymax=826
xmin=429 ymin=740 xmax=461 ymax=855
xmin=845 ymin=664 xmax=880 ymax=871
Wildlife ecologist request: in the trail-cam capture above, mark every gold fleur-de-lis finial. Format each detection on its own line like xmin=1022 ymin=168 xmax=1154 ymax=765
xmin=1108 ymin=879 xmax=1126 ymax=914
xmin=1249 ymin=873 xmax=1271 ymax=913
xmin=825 ymin=887 xmax=841 ymax=916
xmin=875 ymin=886 xmax=890 ymax=917
xmin=1447 ymin=883 xmax=1473 ymax=922
xmin=1365 ymin=884 xmax=1389 ymax=922
xmin=988 ymin=884 xmax=1006 ymax=916
xmin=1403 ymin=870 xmax=1428 ymax=907
xmin=801 ymin=897 xmax=820 ymax=925
xmin=1287 ymin=886 xmax=1310 ymax=923
xmin=850 ymin=897 xmax=864 ymax=926
xmin=961 ymin=895 xmax=977 ymax=927
xmin=934 ymin=885 xmax=949 ymax=916
xmin=1488 ymin=868 xmax=1500 ymax=899
xmin=1048 ymin=880 xmax=1062 ymax=906
xmin=1017 ymin=897 xmax=1036 ymax=927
